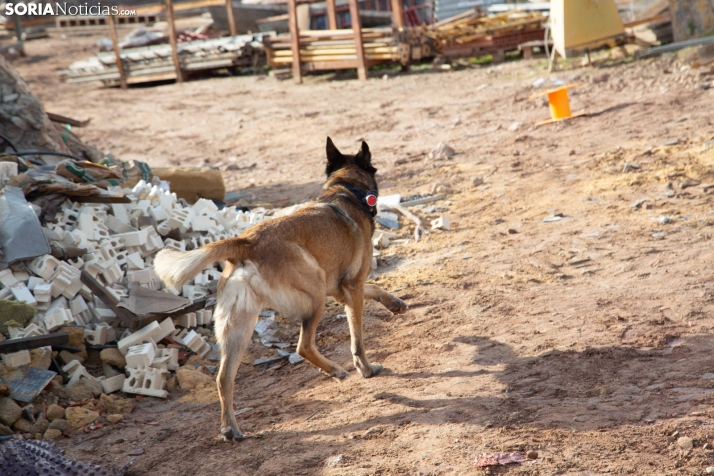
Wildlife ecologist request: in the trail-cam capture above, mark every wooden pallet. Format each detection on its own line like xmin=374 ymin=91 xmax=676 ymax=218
xmin=55 ymin=14 xmax=159 ymax=29
xmin=439 ymin=28 xmax=545 ymax=61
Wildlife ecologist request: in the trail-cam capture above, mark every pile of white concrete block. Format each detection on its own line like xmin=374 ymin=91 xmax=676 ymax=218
xmin=0 ymin=179 xmax=271 ymax=399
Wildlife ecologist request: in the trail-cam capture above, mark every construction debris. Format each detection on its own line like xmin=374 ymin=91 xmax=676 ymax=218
xmin=429 ymin=10 xmax=545 ymax=61
xmin=64 ymin=33 xmax=271 ymax=86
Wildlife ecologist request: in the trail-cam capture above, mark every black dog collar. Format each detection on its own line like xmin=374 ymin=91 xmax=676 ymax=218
xmin=333 ymin=181 xmax=379 ymax=218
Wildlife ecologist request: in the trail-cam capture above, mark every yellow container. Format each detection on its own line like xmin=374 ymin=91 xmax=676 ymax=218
xmin=547 ymin=88 xmax=572 ymax=120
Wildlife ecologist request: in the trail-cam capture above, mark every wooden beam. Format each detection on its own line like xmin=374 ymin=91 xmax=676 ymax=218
xmin=0 ymin=333 xmax=69 ymax=354
xmin=326 ymin=0 xmax=338 ymax=30
xmin=106 ymin=13 xmax=127 ymax=89
xmin=165 ymin=0 xmax=183 ymax=83
xmin=348 ymin=0 xmax=367 ymax=80
xmin=287 ymin=0 xmax=302 ymax=83
xmin=225 ymin=0 xmax=237 ymax=36
xmin=391 ymin=0 xmax=404 ymax=29
xmin=80 ymin=270 xmax=137 ymax=328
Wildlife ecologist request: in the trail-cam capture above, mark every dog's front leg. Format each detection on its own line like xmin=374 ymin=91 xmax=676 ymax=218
xmin=345 ymin=284 xmax=383 ymax=378
xmin=364 ymin=284 xmax=407 ymax=314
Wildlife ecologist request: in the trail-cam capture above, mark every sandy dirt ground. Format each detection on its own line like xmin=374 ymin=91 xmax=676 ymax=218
xmin=10 ymin=31 xmax=714 ymax=475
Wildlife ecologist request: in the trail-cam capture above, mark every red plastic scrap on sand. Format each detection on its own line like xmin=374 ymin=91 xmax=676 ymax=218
xmin=474 ymin=452 xmax=526 ymax=468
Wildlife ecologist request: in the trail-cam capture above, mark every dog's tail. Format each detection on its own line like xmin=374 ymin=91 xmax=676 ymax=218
xmin=154 ymin=238 xmax=249 ymax=293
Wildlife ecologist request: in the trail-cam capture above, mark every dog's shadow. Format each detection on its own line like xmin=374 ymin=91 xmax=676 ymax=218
xmin=258 ymin=333 xmax=714 ymax=439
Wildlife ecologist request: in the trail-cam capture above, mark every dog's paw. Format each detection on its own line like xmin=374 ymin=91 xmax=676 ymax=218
xmin=357 ymin=362 xmax=383 ymax=378
xmin=332 ymin=368 xmax=349 ymax=380
xmin=221 ymin=427 xmax=245 ymax=442
xmin=384 ymin=296 xmax=408 ymax=314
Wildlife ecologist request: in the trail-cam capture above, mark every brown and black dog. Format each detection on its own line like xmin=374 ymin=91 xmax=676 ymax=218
xmin=154 ymin=138 xmax=407 ymax=441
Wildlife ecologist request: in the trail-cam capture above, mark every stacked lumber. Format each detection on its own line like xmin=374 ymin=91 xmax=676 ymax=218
xmin=428 ymin=9 xmax=545 ymax=59
xmin=64 ymin=33 xmax=270 ymax=85
xmin=265 ymin=28 xmax=401 ymax=70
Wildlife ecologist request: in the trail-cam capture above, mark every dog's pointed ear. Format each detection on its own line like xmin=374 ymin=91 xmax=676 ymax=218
xmin=355 ymin=141 xmax=376 ymax=173
xmin=325 ymin=137 xmax=346 ymax=176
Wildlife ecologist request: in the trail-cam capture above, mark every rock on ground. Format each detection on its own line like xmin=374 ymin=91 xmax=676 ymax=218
xmin=0 ymin=397 xmax=22 ymax=427
xmin=106 ymin=414 xmax=123 ymax=424
xmin=46 ymin=404 xmax=65 ymax=421
xmin=48 ymin=419 xmax=71 ymax=433
xmin=65 ymin=378 xmax=103 ymax=401
xmin=100 ymin=348 xmax=126 ymax=368
xmin=12 ymin=418 xmax=33 ymax=433
xmin=97 ymin=394 xmax=134 ymax=415
xmin=176 ymin=368 xmax=214 ymax=390
xmin=65 ymin=407 xmax=99 ymax=429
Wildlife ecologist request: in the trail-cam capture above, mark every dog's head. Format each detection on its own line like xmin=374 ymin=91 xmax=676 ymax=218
xmin=325 ymin=137 xmax=377 ymax=192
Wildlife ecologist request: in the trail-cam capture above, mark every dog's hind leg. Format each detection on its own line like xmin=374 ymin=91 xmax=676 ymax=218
xmin=296 ymin=292 xmax=349 ymax=380
xmin=364 ymin=284 xmax=408 ymax=314
xmin=215 ymin=265 xmax=261 ymax=442
xmin=345 ymin=284 xmax=383 ymax=378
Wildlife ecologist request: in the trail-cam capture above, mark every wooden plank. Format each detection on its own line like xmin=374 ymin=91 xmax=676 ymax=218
xmin=46 ymin=112 xmax=91 ymax=128
xmin=0 ymin=333 xmax=69 ymax=354
xmin=391 ymin=0 xmax=404 ymax=29
xmin=225 ymin=0 xmax=237 ymax=36
xmin=305 ymin=59 xmax=359 ymax=70
xmin=165 ymin=0 xmax=184 ymax=83
xmin=80 ymin=270 xmax=137 ymax=328
xmin=348 ymin=0 xmax=367 ymax=80
xmin=287 ymin=0 xmax=302 ymax=83
xmin=107 ymin=13 xmax=127 ymax=89
xmin=326 ymin=0 xmax=338 ymax=29
xmin=72 ymin=193 xmax=132 ymax=204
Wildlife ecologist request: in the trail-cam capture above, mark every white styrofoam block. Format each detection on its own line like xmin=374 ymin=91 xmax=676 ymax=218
xmin=196 ymin=309 xmax=213 ymax=325
xmin=44 ymin=308 xmax=73 ymax=332
xmin=132 ymin=180 xmax=151 ymax=200
xmin=10 ymin=282 xmax=36 ymax=305
xmin=149 ymin=206 xmax=168 ymax=222
xmin=117 ymin=321 xmax=161 ymax=355
xmin=70 ymin=295 xmax=92 ymax=325
xmin=125 ymin=252 xmax=145 ymax=270
xmin=126 ymin=268 xmax=156 ymax=284
xmin=156 ymin=318 xmax=176 ymax=342
xmin=123 ymin=366 xmax=168 ymax=398
xmin=431 ymin=216 xmax=451 ymax=231
xmin=111 ymin=203 xmax=131 ymax=225
xmin=63 ymin=361 xmax=99 ymax=388
xmin=0 ymin=287 xmax=12 ymax=300
xmin=191 ymin=215 xmax=215 ymax=232
xmin=33 ymin=283 xmax=52 ymax=310
xmin=105 ymin=214 xmax=136 ymax=234
xmin=13 ymin=270 xmax=30 ymax=284
xmin=27 ymin=276 xmax=46 ymax=291
xmin=125 ymin=342 xmax=156 ymax=368
xmin=173 ymin=313 xmax=197 ymax=329
xmin=157 ymin=348 xmax=179 ymax=371
xmin=50 ymin=262 xmax=82 ymax=299
xmin=101 ymin=374 xmax=126 ymax=394
xmin=8 ymin=323 xmax=47 ymax=339
xmin=114 ymin=229 xmax=147 ymax=248
xmin=162 ymin=239 xmax=185 ymax=252
xmin=28 ymin=255 xmax=61 ymax=281
xmin=167 ymin=208 xmax=195 ymax=234
xmin=192 ymin=198 xmax=218 ymax=214
xmin=84 ymin=325 xmax=109 ymax=346
xmin=1 ymin=350 xmax=31 ymax=367
xmin=151 ymin=355 xmax=170 ymax=370
xmin=182 ymin=330 xmax=211 ymax=358
xmin=0 ymin=269 xmax=18 ymax=287
xmin=93 ymin=306 xmax=117 ymax=323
